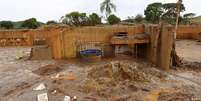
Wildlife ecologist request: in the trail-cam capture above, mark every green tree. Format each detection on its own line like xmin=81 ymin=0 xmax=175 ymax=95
xmin=88 ymin=13 xmax=102 ymax=26
xmin=144 ymin=3 xmax=163 ymax=24
xmin=100 ymin=0 xmax=116 ymax=18
xmin=21 ymin=18 xmax=40 ymax=29
xmin=107 ymin=14 xmax=121 ymax=25
xmin=61 ymin=12 xmax=89 ymax=26
xmin=46 ymin=20 xmax=57 ymax=25
xmin=162 ymin=3 xmax=185 ymax=24
xmin=135 ymin=14 xmax=144 ymax=23
xmin=144 ymin=2 xmax=185 ymax=24
xmin=0 ymin=21 xmax=14 ymax=29
xmin=182 ymin=13 xmax=195 ymax=24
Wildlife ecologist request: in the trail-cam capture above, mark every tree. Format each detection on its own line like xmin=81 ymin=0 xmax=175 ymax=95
xmin=171 ymin=0 xmax=183 ymax=67
xmin=100 ymin=0 xmax=116 ymax=19
xmin=88 ymin=13 xmax=102 ymax=25
xmin=182 ymin=13 xmax=196 ymax=24
xmin=21 ymin=18 xmax=40 ymax=29
xmin=144 ymin=3 xmax=163 ymax=24
xmin=162 ymin=3 xmax=185 ymax=24
xmin=135 ymin=14 xmax=144 ymax=23
xmin=0 ymin=21 xmax=14 ymax=29
xmin=144 ymin=2 xmax=185 ymax=24
xmin=60 ymin=12 xmax=89 ymax=26
xmin=107 ymin=14 xmax=121 ymax=25
xmin=46 ymin=20 xmax=57 ymax=25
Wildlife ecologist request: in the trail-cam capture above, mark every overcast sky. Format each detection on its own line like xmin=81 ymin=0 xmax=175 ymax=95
xmin=0 ymin=0 xmax=200 ymax=22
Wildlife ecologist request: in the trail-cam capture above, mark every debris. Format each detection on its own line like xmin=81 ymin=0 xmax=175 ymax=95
xmin=15 ymin=51 xmax=30 ymax=60
xmin=63 ymin=96 xmax=71 ymax=101
xmin=33 ymin=83 xmax=46 ymax=91
xmin=72 ymin=96 xmax=77 ymax=101
xmin=84 ymin=96 xmax=97 ymax=100
xmin=51 ymin=73 xmax=76 ymax=81
xmin=37 ymin=93 xmax=48 ymax=101
xmin=51 ymin=90 xmax=57 ymax=94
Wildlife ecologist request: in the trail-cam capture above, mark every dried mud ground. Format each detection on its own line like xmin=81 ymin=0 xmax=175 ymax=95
xmin=0 ymin=40 xmax=201 ymax=101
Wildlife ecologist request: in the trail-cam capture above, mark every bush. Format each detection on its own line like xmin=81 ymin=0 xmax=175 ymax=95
xmin=21 ymin=18 xmax=40 ymax=29
xmin=0 ymin=21 xmax=14 ymax=29
xmin=61 ymin=12 xmax=89 ymax=26
xmin=107 ymin=14 xmax=121 ymax=25
xmin=88 ymin=13 xmax=102 ymax=25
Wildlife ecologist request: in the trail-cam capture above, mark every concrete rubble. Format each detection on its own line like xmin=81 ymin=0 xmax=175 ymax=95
xmin=37 ymin=93 xmax=48 ymax=101
xmin=33 ymin=83 xmax=46 ymax=91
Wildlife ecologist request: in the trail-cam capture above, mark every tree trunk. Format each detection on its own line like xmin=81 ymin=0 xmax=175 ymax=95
xmin=171 ymin=0 xmax=182 ymax=67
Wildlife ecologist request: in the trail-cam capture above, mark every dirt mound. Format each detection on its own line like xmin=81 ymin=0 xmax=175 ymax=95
xmin=33 ymin=64 xmax=62 ymax=76
xmin=158 ymin=92 xmax=193 ymax=101
xmin=82 ymin=61 xmax=167 ymax=97
xmin=88 ymin=61 xmax=167 ymax=82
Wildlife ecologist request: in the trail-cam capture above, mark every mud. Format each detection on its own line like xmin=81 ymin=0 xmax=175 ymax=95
xmin=158 ymin=92 xmax=192 ymax=101
xmin=33 ymin=64 xmax=63 ymax=76
xmin=176 ymin=39 xmax=201 ymax=63
xmin=0 ymin=46 xmax=201 ymax=101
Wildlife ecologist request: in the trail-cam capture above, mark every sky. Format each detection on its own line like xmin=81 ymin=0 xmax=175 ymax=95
xmin=0 ymin=0 xmax=200 ymax=22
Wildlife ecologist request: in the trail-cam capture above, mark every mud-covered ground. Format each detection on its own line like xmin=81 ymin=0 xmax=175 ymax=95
xmin=0 ymin=40 xmax=201 ymax=101
xmin=176 ymin=39 xmax=201 ymax=62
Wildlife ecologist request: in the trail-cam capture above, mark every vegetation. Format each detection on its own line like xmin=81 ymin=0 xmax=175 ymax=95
xmin=100 ymin=0 xmax=116 ymax=19
xmin=60 ymin=12 xmax=89 ymax=26
xmin=88 ymin=13 xmax=102 ymax=26
xmin=134 ymin=14 xmax=144 ymax=23
xmin=144 ymin=2 xmax=185 ymax=24
xmin=162 ymin=3 xmax=185 ymax=24
xmin=60 ymin=12 xmax=102 ymax=26
xmin=144 ymin=3 xmax=163 ymax=24
xmin=46 ymin=20 xmax=58 ymax=25
xmin=21 ymin=18 xmax=40 ymax=29
xmin=123 ymin=16 xmax=135 ymax=23
xmin=107 ymin=14 xmax=121 ymax=25
xmin=192 ymin=16 xmax=201 ymax=23
xmin=0 ymin=21 xmax=14 ymax=29
xmin=182 ymin=13 xmax=196 ymax=24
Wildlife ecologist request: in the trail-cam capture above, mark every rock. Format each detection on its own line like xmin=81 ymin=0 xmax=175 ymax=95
xmin=37 ymin=93 xmax=48 ymax=101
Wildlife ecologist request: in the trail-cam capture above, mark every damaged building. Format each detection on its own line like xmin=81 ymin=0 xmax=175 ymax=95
xmin=0 ymin=24 xmax=201 ymax=69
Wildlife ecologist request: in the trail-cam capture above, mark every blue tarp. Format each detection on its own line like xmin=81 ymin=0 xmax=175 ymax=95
xmin=80 ymin=49 xmax=102 ymax=56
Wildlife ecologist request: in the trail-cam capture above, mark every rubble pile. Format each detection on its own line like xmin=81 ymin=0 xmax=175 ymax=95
xmin=82 ymin=61 xmax=168 ymax=97
xmin=88 ymin=61 xmax=167 ymax=83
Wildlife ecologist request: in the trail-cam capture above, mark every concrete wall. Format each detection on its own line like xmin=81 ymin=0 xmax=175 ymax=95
xmin=146 ymin=25 xmax=174 ymax=70
xmin=60 ymin=25 xmax=145 ymax=59
xmin=174 ymin=25 xmax=201 ymax=40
